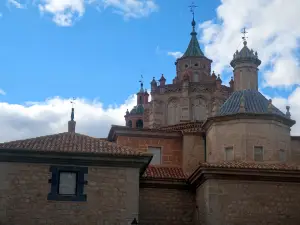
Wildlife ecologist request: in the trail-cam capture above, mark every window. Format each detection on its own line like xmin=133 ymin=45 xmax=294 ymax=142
xmin=136 ymin=119 xmax=143 ymax=129
xmin=148 ymin=147 xmax=162 ymax=165
xmin=279 ymin=149 xmax=286 ymax=162
xmin=139 ymin=96 xmax=143 ymax=104
xmin=59 ymin=172 xmax=77 ymax=195
xmin=225 ymin=147 xmax=234 ymax=161
xmin=254 ymin=146 xmax=263 ymax=161
xmin=48 ymin=166 xmax=88 ymax=202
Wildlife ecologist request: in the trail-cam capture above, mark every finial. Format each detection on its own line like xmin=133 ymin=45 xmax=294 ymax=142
xmin=268 ymin=99 xmax=273 ymax=113
xmin=139 ymin=75 xmax=144 ymax=92
xmin=286 ymin=105 xmax=291 ymax=118
xmin=70 ymin=97 xmax=76 ymax=121
xmin=239 ymin=94 xmax=245 ymax=113
xmin=241 ymin=27 xmax=248 ymax=46
xmin=189 ymin=2 xmax=197 ymax=32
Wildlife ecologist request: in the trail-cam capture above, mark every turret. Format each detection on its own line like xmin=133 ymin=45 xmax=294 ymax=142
xmin=230 ymin=29 xmax=261 ymax=91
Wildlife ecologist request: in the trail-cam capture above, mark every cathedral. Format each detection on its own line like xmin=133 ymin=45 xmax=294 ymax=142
xmin=0 ymin=13 xmax=300 ymax=225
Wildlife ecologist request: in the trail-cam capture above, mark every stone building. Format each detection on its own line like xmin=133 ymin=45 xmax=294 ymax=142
xmin=1 ymin=16 xmax=300 ymax=225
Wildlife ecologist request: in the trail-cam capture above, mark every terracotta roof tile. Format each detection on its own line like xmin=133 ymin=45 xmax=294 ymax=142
xmin=159 ymin=121 xmax=203 ymax=132
xmin=0 ymin=132 xmax=143 ymax=156
xmin=143 ymin=166 xmax=188 ymax=180
xmin=199 ymin=161 xmax=300 ymax=171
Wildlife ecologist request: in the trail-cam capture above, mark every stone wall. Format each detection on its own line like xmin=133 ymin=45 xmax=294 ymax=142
xmin=0 ymin=162 xmax=139 ymax=225
xmin=139 ymin=187 xmax=195 ymax=225
xmin=196 ymin=179 xmax=300 ymax=225
xmin=206 ymin=119 xmax=291 ymax=163
xmin=291 ymin=136 xmax=300 ymax=164
xmin=182 ymin=134 xmax=205 ymax=174
xmin=117 ymin=136 xmax=182 ymax=166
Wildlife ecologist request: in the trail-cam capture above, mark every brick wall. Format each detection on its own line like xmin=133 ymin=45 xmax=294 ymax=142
xmin=182 ymin=135 xmax=205 ymax=174
xmin=139 ymin=187 xmax=195 ymax=225
xmin=0 ymin=162 xmax=139 ymax=225
xmin=117 ymin=136 xmax=182 ymax=166
xmin=196 ymin=179 xmax=300 ymax=225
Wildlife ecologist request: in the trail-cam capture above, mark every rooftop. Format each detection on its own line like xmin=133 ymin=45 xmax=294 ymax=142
xmin=0 ymin=132 xmax=143 ymax=156
xmin=218 ymin=89 xmax=286 ymax=117
xmin=199 ymin=161 xmax=300 ymax=171
xmin=143 ymin=166 xmax=188 ymax=180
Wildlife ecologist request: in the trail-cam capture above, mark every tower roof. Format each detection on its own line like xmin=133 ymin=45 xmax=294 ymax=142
xmin=182 ymin=18 xmax=205 ymax=58
xmin=230 ymin=38 xmax=261 ymax=68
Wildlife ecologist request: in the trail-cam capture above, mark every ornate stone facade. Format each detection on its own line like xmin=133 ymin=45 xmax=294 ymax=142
xmin=126 ymin=19 xmax=233 ymax=128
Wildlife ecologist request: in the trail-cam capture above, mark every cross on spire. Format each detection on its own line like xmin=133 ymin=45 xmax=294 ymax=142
xmin=189 ymin=2 xmax=197 ymax=18
xmin=241 ymin=27 xmax=248 ymax=41
xmin=188 ymin=2 xmax=197 ymax=31
xmin=70 ymin=97 xmax=76 ymax=108
xmin=139 ymin=75 xmax=144 ymax=91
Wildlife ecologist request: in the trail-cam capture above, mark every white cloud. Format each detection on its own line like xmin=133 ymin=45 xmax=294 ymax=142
xmin=37 ymin=0 xmax=85 ymax=26
xmin=0 ymin=95 xmax=136 ymax=142
xmin=28 ymin=0 xmax=157 ymax=26
xmin=272 ymin=87 xmax=300 ymax=135
xmin=198 ymin=0 xmax=300 ymax=88
xmin=7 ymin=0 xmax=26 ymax=9
xmin=167 ymin=51 xmax=183 ymax=59
xmin=0 ymin=89 xmax=6 ymax=95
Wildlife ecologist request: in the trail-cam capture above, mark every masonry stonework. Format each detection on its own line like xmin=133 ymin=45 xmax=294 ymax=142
xmin=0 ymin=162 xmax=139 ymax=225
xmin=117 ymin=136 xmax=182 ymax=166
xmin=182 ymin=134 xmax=205 ymax=174
xmin=139 ymin=187 xmax=195 ymax=225
xmin=291 ymin=136 xmax=300 ymax=164
xmin=206 ymin=119 xmax=291 ymax=163
xmin=196 ymin=179 xmax=300 ymax=225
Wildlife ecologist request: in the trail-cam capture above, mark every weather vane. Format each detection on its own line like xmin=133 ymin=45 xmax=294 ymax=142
xmin=70 ymin=97 xmax=76 ymax=108
xmin=241 ymin=27 xmax=248 ymax=41
xmin=189 ymin=2 xmax=197 ymax=18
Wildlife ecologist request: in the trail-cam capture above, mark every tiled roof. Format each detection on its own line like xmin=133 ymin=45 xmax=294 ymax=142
xmin=182 ymin=22 xmax=204 ymax=58
xmin=218 ymin=90 xmax=286 ymax=117
xmin=159 ymin=121 xmax=203 ymax=132
xmin=0 ymin=132 xmax=143 ymax=156
xmin=143 ymin=166 xmax=188 ymax=180
xmin=199 ymin=161 xmax=300 ymax=171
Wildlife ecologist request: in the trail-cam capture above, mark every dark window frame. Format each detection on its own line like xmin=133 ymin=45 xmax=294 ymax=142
xmin=48 ymin=165 xmax=88 ymax=202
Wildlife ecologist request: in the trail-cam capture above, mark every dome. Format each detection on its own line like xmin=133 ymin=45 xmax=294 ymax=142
xmin=218 ymin=90 xmax=285 ymax=117
xmin=130 ymin=105 xmax=144 ymax=115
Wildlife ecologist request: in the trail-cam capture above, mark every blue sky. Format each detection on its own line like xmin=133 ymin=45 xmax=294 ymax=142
xmin=0 ymin=0 xmax=221 ymax=105
xmin=0 ymin=0 xmax=300 ymax=141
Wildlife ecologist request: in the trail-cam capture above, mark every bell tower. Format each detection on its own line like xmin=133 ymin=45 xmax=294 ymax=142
xmin=174 ymin=2 xmax=213 ymax=83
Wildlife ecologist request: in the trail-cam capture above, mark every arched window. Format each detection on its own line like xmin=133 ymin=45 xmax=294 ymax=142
xmin=136 ymin=119 xmax=143 ymax=129
xmin=192 ymin=98 xmax=206 ymax=121
xmin=139 ymin=96 xmax=143 ymax=104
xmin=167 ymin=99 xmax=180 ymax=125
xmin=127 ymin=120 xmax=132 ymax=128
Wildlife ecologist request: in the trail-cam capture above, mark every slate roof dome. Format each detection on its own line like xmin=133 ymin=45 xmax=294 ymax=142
xmin=218 ymin=89 xmax=285 ymax=117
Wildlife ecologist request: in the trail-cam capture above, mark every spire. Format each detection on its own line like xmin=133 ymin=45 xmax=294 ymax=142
xmin=68 ymin=98 xmax=76 ymax=133
xmin=182 ymin=2 xmax=204 ymax=58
